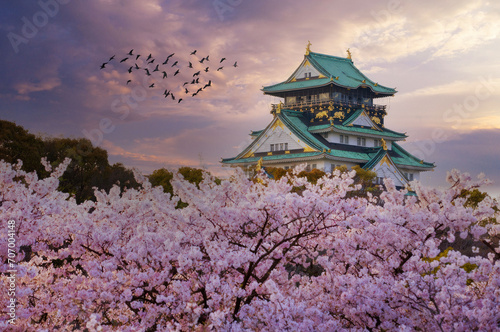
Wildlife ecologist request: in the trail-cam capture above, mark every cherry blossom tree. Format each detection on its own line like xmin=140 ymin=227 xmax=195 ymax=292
xmin=1 ymin=160 xmax=498 ymax=331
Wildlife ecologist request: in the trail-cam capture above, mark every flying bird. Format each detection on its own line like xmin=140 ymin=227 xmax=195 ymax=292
xmin=149 ymin=83 xmax=155 ymax=88
xmin=164 ymin=89 xmax=170 ymax=97
xmin=162 ymin=58 xmax=169 ymax=65
xmin=217 ymin=66 xmax=223 ymax=71
xmin=190 ymin=50 xmax=197 ymax=55
xmin=148 ymin=59 xmax=155 ymax=64
xmin=136 ymin=54 xmax=141 ymax=60
xmin=233 ymin=61 xmax=238 ymax=67
xmin=120 ymin=57 xmax=128 ymax=63
xmin=195 ymin=77 xmax=199 ymax=84
xmin=220 ymin=57 xmax=226 ymax=63
xmin=135 ymin=63 xmax=140 ymax=69
xmin=193 ymin=71 xmax=200 ymax=77
xmin=205 ymin=55 xmax=210 ymax=61
xmin=162 ymin=71 xmax=167 ymax=79
xmin=171 ymin=60 xmax=178 ymax=67
xmin=153 ymin=64 xmax=159 ymax=72
xmin=146 ymin=54 xmax=152 ymax=61
xmin=144 ymin=68 xmax=151 ymax=76
xmin=128 ymin=66 xmax=133 ymax=73
xmin=190 ymin=79 xmax=196 ymax=84
xmin=199 ymin=58 xmax=206 ymax=63
xmin=100 ymin=62 xmax=107 ymax=69
xmin=166 ymin=53 xmax=175 ymax=60
xmin=183 ymin=81 xmax=189 ymax=86
xmin=174 ymin=69 xmax=180 ymax=76
xmin=185 ymin=88 xmax=189 ymax=94
xmin=204 ymin=80 xmax=212 ymax=88
xmin=126 ymin=80 xmax=132 ymax=85
xmin=128 ymin=49 xmax=134 ymax=55
xmin=171 ymin=93 xmax=175 ymax=100
xmin=109 ymin=55 xmax=115 ymax=61
xmin=178 ymin=98 xmax=183 ymax=103
xmin=188 ymin=62 xmax=193 ymax=68
xmin=204 ymin=67 xmax=209 ymax=72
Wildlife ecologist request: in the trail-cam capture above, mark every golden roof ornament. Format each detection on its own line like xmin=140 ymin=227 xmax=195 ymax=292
xmin=328 ymin=101 xmax=334 ymax=112
xmin=381 ymin=138 xmax=388 ymax=150
xmin=275 ymin=101 xmax=283 ymax=114
xmin=346 ymin=48 xmax=352 ymax=60
xmin=305 ymin=40 xmax=312 ymax=55
xmin=256 ymin=157 xmax=263 ymax=172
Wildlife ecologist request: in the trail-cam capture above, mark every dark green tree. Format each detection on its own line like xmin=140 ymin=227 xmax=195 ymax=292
xmin=0 ymin=120 xmax=45 ymax=174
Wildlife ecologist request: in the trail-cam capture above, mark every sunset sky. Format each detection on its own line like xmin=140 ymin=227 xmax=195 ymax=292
xmin=1 ymin=0 xmax=499 ymax=196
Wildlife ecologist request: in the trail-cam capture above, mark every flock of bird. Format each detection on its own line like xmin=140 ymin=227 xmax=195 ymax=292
xmin=100 ymin=49 xmax=237 ymax=103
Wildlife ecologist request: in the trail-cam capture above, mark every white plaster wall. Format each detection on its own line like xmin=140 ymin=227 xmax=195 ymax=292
xmin=253 ymin=125 xmax=304 ymax=153
xmin=372 ymin=163 xmax=406 ymax=187
xmin=351 ymin=113 xmax=373 ymax=127
xmin=293 ymin=62 xmax=322 ymax=79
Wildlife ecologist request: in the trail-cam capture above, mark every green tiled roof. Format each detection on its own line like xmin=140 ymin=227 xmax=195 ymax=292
xmin=392 ymin=143 xmax=435 ymax=168
xmin=308 ymin=108 xmax=406 ymax=139
xmin=222 ymin=152 xmax=322 ymax=164
xmin=222 ymin=110 xmax=434 ymax=170
xmin=250 ymin=129 xmax=263 ymax=136
xmin=262 ymin=52 xmax=396 ymax=95
xmin=362 ymin=149 xmax=387 ymax=170
xmin=278 ymin=110 xmax=330 ymax=152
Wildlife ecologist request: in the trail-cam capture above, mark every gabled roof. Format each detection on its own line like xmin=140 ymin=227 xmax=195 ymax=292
xmin=362 ymin=148 xmax=410 ymax=187
xmin=278 ymin=110 xmax=329 ymax=152
xmin=391 ymin=143 xmax=434 ymax=169
xmin=262 ymin=51 xmax=396 ymax=95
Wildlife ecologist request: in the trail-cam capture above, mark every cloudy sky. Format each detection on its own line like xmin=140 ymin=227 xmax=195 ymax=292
xmin=1 ymin=0 xmax=499 ymax=196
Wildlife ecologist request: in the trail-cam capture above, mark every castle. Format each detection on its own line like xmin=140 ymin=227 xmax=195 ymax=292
xmin=222 ymin=44 xmax=434 ymax=188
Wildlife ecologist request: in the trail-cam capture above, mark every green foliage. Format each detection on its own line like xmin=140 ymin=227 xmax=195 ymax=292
xmin=178 ymin=167 xmax=204 ymax=188
xmin=148 ymin=168 xmax=174 ymax=195
xmin=265 ymin=165 xmax=379 ymax=197
xmin=297 ymin=168 xmax=326 ymax=185
xmin=459 ymin=188 xmax=488 ymax=209
xmin=148 ymin=167 xmax=209 ymax=208
xmin=43 ymin=137 xmax=139 ymax=203
xmin=0 ymin=120 xmax=139 ymax=203
xmin=0 ymin=120 xmax=45 ymax=174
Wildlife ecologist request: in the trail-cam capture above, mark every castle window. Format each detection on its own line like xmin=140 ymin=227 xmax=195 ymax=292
xmin=284 ymin=143 xmax=288 ymax=150
xmin=357 ymin=137 xmax=366 ymax=146
xmin=340 ymin=135 xmax=349 ymax=144
xmin=280 ymin=143 xmax=284 ymax=151
xmin=374 ymin=139 xmax=381 ymax=147
xmin=312 ymin=164 xmax=317 ymax=169
xmin=270 ymin=144 xmax=275 ymax=151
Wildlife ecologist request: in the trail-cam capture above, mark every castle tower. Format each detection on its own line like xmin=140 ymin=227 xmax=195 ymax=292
xmin=222 ymin=44 xmax=434 ymax=188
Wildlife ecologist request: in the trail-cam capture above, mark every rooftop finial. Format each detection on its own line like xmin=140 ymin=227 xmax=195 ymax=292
xmin=305 ymin=40 xmax=312 ymax=55
xmin=346 ymin=48 xmax=352 ymax=60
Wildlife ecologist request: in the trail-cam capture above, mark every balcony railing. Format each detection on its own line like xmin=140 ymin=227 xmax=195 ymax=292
xmin=271 ymin=99 xmax=386 ymax=113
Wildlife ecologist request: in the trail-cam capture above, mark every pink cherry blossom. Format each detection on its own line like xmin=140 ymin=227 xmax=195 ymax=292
xmin=0 ymin=160 xmax=498 ymax=331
